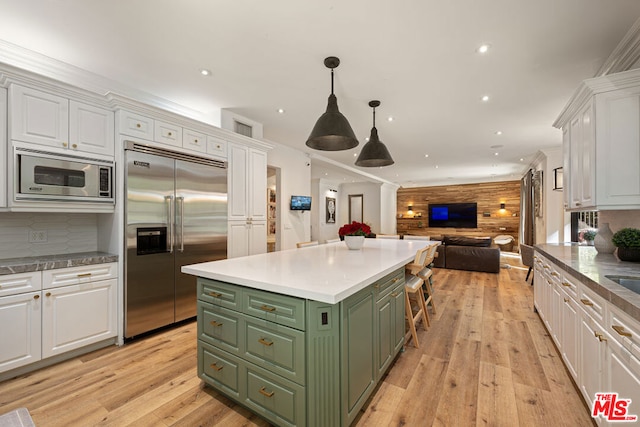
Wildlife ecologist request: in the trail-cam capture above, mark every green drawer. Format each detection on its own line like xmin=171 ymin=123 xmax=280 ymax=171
xmin=198 ymin=301 xmax=241 ymax=354
xmin=198 ymin=279 xmax=241 ymax=310
xmin=199 ymin=341 xmax=242 ymax=400
xmin=374 ymin=268 xmax=404 ymax=301
xmin=244 ymin=363 xmax=306 ymax=427
xmin=243 ymin=288 xmax=306 ymax=330
xmin=244 ymin=317 xmax=306 ymax=385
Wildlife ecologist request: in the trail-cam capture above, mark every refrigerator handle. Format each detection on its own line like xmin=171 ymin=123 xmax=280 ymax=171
xmin=165 ymin=195 xmax=174 ymax=253
xmin=177 ymin=196 xmax=185 ymax=252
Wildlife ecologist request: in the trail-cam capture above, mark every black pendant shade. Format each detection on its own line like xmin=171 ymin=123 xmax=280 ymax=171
xmin=355 ymin=100 xmax=394 ymax=167
xmin=305 ymin=57 xmax=359 ymax=151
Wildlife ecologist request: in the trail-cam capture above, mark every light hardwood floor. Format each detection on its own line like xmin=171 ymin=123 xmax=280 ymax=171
xmin=0 ymin=263 xmax=594 ymax=426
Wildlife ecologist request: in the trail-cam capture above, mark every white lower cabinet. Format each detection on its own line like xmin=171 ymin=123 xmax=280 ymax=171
xmin=228 ymin=221 xmax=267 ymax=259
xmin=535 ymin=250 xmax=640 ymax=425
xmin=0 ymin=262 xmax=118 ymax=375
xmin=42 ymin=278 xmax=117 ymax=358
xmin=0 ymin=291 xmax=41 ymax=372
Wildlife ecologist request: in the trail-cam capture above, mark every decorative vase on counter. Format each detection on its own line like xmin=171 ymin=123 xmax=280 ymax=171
xmin=594 ymin=222 xmax=615 ymax=254
xmin=344 ymin=235 xmax=365 ymax=250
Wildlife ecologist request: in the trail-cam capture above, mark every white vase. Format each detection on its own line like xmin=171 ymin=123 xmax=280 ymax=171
xmin=594 ymin=222 xmax=615 ymax=254
xmin=344 ymin=235 xmax=365 ymax=250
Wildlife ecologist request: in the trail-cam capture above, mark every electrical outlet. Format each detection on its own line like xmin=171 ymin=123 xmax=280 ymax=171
xmin=29 ymin=230 xmax=48 ymax=243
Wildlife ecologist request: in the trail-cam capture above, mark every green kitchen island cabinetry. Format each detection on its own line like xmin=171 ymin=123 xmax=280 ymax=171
xmin=184 ymin=239 xmax=436 ymax=426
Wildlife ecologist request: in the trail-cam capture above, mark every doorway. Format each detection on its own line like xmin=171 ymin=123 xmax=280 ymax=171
xmin=267 ymin=166 xmax=279 ymax=252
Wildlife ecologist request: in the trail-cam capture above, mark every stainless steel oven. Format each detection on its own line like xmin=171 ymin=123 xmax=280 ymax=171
xmin=15 ymin=146 xmax=114 ymax=203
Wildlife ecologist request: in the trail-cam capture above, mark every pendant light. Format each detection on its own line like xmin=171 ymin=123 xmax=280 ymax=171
xmin=305 ymin=56 xmax=359 ymax=151
xmin=355 ymin=100 xmax=394 ymax=167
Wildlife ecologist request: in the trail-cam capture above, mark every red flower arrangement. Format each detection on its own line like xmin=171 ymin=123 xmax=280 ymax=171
xmin=338 ymin=221 xmax=371 ymax=237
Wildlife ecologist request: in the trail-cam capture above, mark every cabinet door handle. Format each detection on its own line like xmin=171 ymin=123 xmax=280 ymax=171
xmin=136 ymin=123 xmax=141 ymax=128
xmin=260 ymin=304 xmax=276 ymax=312
xmin=46 ymin=292 xmax=51 ymax=297
xmin=561 ymin=282 xmax=571 ymax=287
xmin=62 ymin=142 xmax=68 ymax=147
xmin=564 ymin=298 xmax=569 ymax=303
xmin=77 ymin=273 xmax=92 ymax=278
xmin=580 ymin=299 xmax=593 ymax=307
xmin=33 ymin=294 xmax=40 ymax=300
xmin=72 ymin=143 xmax=77 ymax=149
xmin=208 ymin=291 xmax=222 ymax=298
xmin=258 ymin=338 xmax=274 ymax=346
xmin=210 ymin=363 xmax=223 ymax=371
xmin=210 ymin=320 xmax=223 ymax=327
xmin=168 ymin=131 xmax=173 ymax=136
xmin=259 ymin=387 xmax=274 ymax=398
xmin=612 ymin=325 xmax=632 ymax=337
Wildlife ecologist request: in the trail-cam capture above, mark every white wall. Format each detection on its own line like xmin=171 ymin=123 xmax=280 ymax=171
xmin=310 ymin=179 xmax=340 ymax=243
xmin=266 ymin=141 xmax=311 ymax=250
xmin=380 ymin=183 xmax=399 ymax=234
xmin=338 ymin=182 xmax=382 ymax=233
xmin=540 ymin=148 xmax=568 ymax=243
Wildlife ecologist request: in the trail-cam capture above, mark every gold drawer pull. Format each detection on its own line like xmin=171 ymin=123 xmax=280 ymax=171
xmin=210 ymin=320 xmax=223 ymax=327
xmin=46 ymin=292 xmax=51 ymax=297
xmin=543 ymin=265 xmax=550 ymax=269
xmin=168 ymin=131 xmax=173 ymax=136
xmin=595 ymin=332 xmax=607 ymax=342
xmin=561 ymin=282 xmax=571 ymax=287
xmin=208 ymin=291 xmax=222 ymax=298
xmin=550 ymin=272 xmax=559 ymax=277
xmin=392 ymin=278 xmax=400 ymax=283
xmin=391 ymin=292 xmax=399 ymax=297
xmin=136 ymin=123 xmax=141 ymax=128
xmin=33 ymin=294 xmax=40 ymax=300
xmin=260 ymin=304 xmax=276 ymax=312
xmin=564 ymin=298 xmax=569 ymax=303
xmin=72 ymin=143 xmax=77 ymax=149
xmin=258 ymin=338 xmax=273 ymax=347
xmin=612 ymin=325 xmax=632 ymax=337
xmin=210 ymin=363 xmax=223 ymax=371
xmin=77 ymin=273 xmax=92 ymax=278
xmin=580 ymin=299 xmax=593 ymax=307
xmin=259 ymin=387 xmax=274 ymax=398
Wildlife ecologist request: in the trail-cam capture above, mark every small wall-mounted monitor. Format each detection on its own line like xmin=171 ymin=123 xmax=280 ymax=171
xmin=290 ymin=195 xmax=312 ymax=211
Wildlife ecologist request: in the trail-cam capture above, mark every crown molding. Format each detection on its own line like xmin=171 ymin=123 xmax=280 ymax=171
xmin=0 ymin=40 xmax=213 ymax=124
xmin=595 ymin=17 xmax=640 ymax=76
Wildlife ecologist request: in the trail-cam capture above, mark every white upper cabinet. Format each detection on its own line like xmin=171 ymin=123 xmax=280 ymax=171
xmin=555 ymin=69 xmax=640 ymax=210
xmin=183 ymin=128 xmax=207 ymax=153
xmin=9 ymin=84 xmax=114 ymax=157
xmin=1 ymin=87 xmax=6 ymax=208
xmin=69 ymin=101 xmax=115 ymax=157
xmin=228 ymin=143 xmax=267 ymax=221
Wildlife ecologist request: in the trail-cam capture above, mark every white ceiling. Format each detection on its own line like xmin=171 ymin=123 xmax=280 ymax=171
xmin=1 ymin=1 xmax=640 ymax=187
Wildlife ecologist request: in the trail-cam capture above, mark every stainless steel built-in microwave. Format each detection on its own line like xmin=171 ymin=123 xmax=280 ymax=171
xmin=15 ymin=146 xmax=114 ymax=203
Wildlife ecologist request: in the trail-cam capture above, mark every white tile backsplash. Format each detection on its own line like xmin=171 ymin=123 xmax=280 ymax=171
xmin=600 ymin=210 xmax=640 ymax=233
xmin=0 ymin=212 xmax=98 ymax=259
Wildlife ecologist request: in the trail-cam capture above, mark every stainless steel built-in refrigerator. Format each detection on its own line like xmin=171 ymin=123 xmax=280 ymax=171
xmin=124 ymin=142 xmax=227 ymax=338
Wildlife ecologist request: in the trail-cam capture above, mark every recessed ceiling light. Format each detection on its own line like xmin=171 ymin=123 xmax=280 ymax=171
xmin=353 ymin=152 xmax=358 ymax=157
xmin=435 ymin=165 xmax=439 ymax=169
xmin=495 ymin=131 xmax=503 ymax=135
xmin=277 ymin=108 xmax=285 ymax=114
xmin=520 ymin=158 xmax=524 ymax=162
xmin=200 ymin=69 xmax=211 ymax=76
xmin=494 ymin=152 xmax=499 ymax=156
xmin=481 ymin=95 xmax=490 ymax=102
xmin=325 ymin=173 xmax=328 ymax=176
xmin=387 ymin=117 xmax=394 ymax=122
xmin=478 ymin=44 xmax=490 ymax=54
xmin=424 ymin=154 xmax=429 ymax=158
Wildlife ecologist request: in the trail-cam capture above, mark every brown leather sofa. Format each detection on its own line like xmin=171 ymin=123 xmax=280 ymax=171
xmin=432 ymin=235 xmax=501 ymax=273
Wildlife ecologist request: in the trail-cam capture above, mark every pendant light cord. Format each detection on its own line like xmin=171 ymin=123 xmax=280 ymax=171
xmin=372 ymin=106 xmax=376 ymax=127
xmin=330 ymin=68 xmax=334 ymax=95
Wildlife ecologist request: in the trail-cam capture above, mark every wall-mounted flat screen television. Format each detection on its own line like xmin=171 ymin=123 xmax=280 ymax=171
xmin=428 ymin=202 xmax=477 ymax=228
xmin=290 ymin=195 xmax=312 ymax=211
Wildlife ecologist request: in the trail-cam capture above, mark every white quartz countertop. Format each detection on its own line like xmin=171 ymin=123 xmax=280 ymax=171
xmin=182 ymin=239 xmax=435 ymax=304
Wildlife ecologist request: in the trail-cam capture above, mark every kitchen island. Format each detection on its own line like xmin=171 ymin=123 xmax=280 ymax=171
xmin=182 ymin=238 xmax=433 ymax=427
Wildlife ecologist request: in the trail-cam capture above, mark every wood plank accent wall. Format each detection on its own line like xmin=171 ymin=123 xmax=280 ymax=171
xmin=397 ymin=181 xmax=521 ymax=243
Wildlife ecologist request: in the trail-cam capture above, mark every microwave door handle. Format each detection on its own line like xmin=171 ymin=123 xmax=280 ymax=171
xmin=165 ymin=195 xmax=174 ymax=253
xmin=177 ymin=196 xmax=184 ymax=253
